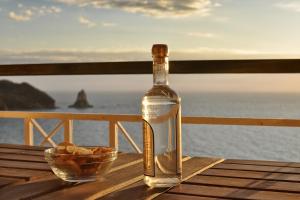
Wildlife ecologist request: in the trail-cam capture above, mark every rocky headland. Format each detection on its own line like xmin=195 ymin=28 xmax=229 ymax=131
xmin=0 ymin=80 xmax=56 ymax=110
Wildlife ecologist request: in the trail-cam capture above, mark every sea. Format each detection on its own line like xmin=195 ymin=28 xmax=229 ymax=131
xmin=1 ymin=91 xmax=300 ymax=162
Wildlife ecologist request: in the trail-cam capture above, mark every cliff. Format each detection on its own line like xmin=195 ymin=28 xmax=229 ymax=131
xmin=69 ymin=90 xmax=93 ymax=109
xmin=0 ymin=80 xmax=55 ymax=110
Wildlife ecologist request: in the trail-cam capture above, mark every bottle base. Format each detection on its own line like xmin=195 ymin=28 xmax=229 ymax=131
xmin=144 ymin=176 xmax=181 ymax=188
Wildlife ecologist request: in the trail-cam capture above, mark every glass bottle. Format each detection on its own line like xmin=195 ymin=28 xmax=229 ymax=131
xmin=142 ymin=44 xmax=182 ymax=187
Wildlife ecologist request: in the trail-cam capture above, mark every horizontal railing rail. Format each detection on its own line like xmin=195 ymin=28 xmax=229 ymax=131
xmin=2 ymin=111 xmax=300 ymax=153
xmin=182 ymin=116 xmax=300 ymax=127
xmin=0 ymin=111 xmax=141 ymax=121
xmin=3 ymin=111 xmax=300 ymax=127
xmin=0 ymin=59 xmax=300 ymax=75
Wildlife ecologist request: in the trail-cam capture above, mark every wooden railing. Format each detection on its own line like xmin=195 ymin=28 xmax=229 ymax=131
xmin=2 ymin=111 xmax=300 ymax=153
xmin=0 ymin=112 xmax=141 ymax=153
xmin=1 ymin=59 xmax=300 ymax=152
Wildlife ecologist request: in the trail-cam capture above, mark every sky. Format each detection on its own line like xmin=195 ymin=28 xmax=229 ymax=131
xmin=1 ymin=0 xmax=300 ymax=92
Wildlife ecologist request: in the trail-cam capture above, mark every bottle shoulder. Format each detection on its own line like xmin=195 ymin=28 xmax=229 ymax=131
xmin=143 ymin=85 xmax=180 ymax=102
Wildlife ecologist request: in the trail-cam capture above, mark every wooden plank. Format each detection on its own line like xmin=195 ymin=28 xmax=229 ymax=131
xmin=2 ymin=153 xmax=142 ymax=200
xmin=202 ymin=169 xmax=300 ymax=182
xmin=0 ymin=147 xmax=45 ymax=156
xmin=182 ymin=157 xmax=224 ymax=181
xmin=155 ymin=193 xmax=225 ymax=200
xmin=0 ymin=144 xmax=46 ymax=151
xmin=0 ymin=177 xmax=24 ymax=188
xmin=0 ymin=150 xmax=137 ymax=168
xmin=0 ymin=147 xmax=140 ymax=172
xmin=0 ymin=177 xmax=68 ymax=200
xmin=224 ymin=159 xmax=300 ymax=168
xmin=1 ymin=59 xmax=300 ymax=76
xmin=168 ymin=184 xmax=300 ymax=200
xmin=110 ymin=153 xmax=142 ymax=172
xmin=213 ymin=163 xmax=300 ymax=174
xmin=0 ymin=160 xmax=51 ymax=171
xmin=186 ymin=175 xmax=300 ymax=193
xmin=0 ymin=153 xmax=46 ymax=163
xmin=0 ymin=167 xmax=51 ymax=180
xmin=100 ymin=157 xmax=224 ymax=200
xmin=99 ymin=181 xmax=166 ymax=200
xmin=35 ymin=162 xmax=144 ymax=200
xmin=99 ymin=156 xmax=192 ymax=200
xmin=35 ymin=157 xmax=198 ymax=200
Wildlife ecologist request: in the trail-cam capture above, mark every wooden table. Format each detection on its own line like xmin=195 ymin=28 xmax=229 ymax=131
xmin=1 ymin=144 xmax=300 ymax=199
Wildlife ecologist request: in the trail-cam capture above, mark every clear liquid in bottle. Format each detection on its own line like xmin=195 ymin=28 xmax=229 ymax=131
xmin=142 ymin=44 xmax=182 ymax=188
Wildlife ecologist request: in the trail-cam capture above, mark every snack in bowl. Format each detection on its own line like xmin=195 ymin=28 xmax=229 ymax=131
xmin=44 ymin=142 xmax=117 ymax=182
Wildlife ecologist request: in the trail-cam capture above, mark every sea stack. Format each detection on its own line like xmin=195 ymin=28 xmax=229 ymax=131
xmin=69 ymin=90 xmax=93 ymax=109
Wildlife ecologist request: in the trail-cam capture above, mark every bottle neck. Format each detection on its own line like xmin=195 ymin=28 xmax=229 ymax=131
xmin=153 ymin=57 xmax=169 ymax=86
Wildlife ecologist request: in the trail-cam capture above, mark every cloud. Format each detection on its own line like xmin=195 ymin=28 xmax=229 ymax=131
xmin=187 ymin=32 xmax=217 ymax=38
xmin=55 ymin=0 xmax=220 ymax=18
xmin=1 ymin=47 xmax=300 ymax=64
xmin=0 ymin=49 xmax=149 ymax=64
xmin=79 ymin=16 xmax=97 ymax=28
xmin=275 ymin=1 xmax=300 ymax=12
xmin=9 ymin=10 xmax=33 ymax=21
xmin=8 ymin=5 xmax=61 ymax=22
xmin=34 ymin=6 xmax=62 ymax=15
xmin=102 ymin=22 xmax=117 ymax=27
xmin=78 ymin=16 xmax=116 ymax=28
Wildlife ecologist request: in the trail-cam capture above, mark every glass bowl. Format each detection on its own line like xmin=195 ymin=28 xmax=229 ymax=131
xmin=44 ymin=146 xmax=117 ymax=182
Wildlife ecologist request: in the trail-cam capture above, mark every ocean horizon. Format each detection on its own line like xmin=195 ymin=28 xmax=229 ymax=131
xmin=1 ymin=91 xmax=300 ymax=162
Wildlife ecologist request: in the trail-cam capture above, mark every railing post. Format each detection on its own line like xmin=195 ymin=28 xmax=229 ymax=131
xmin=24 ymin=118 xmax=33 ymax=146
xmin=64 ymin=119 xmax=73 ymax=143
xmin=109 ymin=121 xmax=118 ymax=150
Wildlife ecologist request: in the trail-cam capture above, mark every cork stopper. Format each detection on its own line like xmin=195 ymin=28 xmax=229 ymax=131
xmin=152 ymin=44 xmax=168 ymax=57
